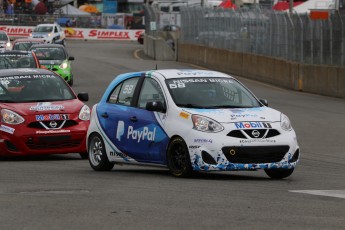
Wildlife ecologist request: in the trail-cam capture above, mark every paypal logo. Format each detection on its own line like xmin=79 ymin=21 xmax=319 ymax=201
xmin=116 ymin=121 xmax=125 ymax=141
xmin=115 ymin=120 xmax=157 ymax=143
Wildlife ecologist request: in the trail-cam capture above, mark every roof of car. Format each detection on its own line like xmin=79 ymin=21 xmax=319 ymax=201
xmin=13 ymin=38 xmax=45 ymax=43
xmin=0 ymin=68 xmax=54 ymax=77
xmin=0 ymin=50 xmax=33 ymax=55
xmin=149 ymin=69 xmax=233 ymax=80
xmin=30 ymin=44 xmax=65 ymax=49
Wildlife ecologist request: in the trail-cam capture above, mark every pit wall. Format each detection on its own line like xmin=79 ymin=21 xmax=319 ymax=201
xmin=178 ymin=43 xmax=345 ymax=98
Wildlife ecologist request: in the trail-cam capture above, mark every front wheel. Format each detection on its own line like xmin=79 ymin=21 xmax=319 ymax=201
xmin=166 ymin=137 xmax=193 ymax=178
xmin=88 ymin=133 xmax=114 ymax=171
xmin=264 ymin=168 xmax=294 ymax=179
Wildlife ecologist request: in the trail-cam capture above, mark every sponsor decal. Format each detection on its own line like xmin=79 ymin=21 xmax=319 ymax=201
xmin=235 ymin=122 xmax=272 ymax=129
xmin=110 ymin=151 xmax=128 ymax=158
xmin=239 ymin=139 xmax=276 ymax=144
xmin=0 ymin=125 xmax=15 ymax=134
xmin=35 ymin=130 xmax=70 ymax=134
xmin=116 ymin=121 xmax=156 ymax=143
xmin=0 ymin=26 xmax=32 ymax=36
xmin=179 ymin=112 xmax=189 ymax=119
xmin=116 ymin=121 xmax=125 ymax=141
xmin=30 ymin=102 xmax=64 ymax=111
xmin=231 ymin=114 xmax=258 ymax=119
xmin=65 ymin=29 xmax=84 ymax=38
xmin=127 ymin=126 xmax=156 ymax=143
xmin=189 ymin=145 xmax=201 ymax=149
xmin=89 ymin=30 xmax=130 ymax=39
xmin=194 ymin=139 xmax=213 ymax=143
xmin=35 ymin=114 xmax=69 ymax=121
xmin=0 ymin=74 xmax=55 ymax=81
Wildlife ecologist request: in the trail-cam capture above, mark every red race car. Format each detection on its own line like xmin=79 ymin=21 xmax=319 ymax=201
xmin=0 ymin=68 xmax=90 ymax=158
xmin=12 ymin=38 xmax=45 ymax=51
xmin=0 ymin=50 xmax=41 ymax=69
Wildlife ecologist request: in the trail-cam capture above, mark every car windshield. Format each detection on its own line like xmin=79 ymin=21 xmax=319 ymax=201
xmin=0 ymin=74 xmax=75 ymax=102
xmin=31 ymin=47 xmax=66 ymax=60
xmin=166 ymin=77 xmax=261 ymax=108
xmin=0 ymin=53 xmax=37 ymax=69
xmin=13 ymin=42 xmax=42 ymax=51
xmin=0 ymin=33 xmax=8 ymax=41
xmin=34 ymin=26 xmax=53 ymax=33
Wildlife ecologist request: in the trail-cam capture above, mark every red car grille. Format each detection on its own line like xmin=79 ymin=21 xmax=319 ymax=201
xmin=25 ymin=135 xmax=83 ymax=149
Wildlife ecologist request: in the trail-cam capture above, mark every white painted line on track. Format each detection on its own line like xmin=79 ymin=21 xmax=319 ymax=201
xmin=289 ymin=190 xmax=345 ymax=199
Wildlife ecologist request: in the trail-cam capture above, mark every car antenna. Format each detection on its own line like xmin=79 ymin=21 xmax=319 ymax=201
xmin=155 ymin=64 xmax=158 ymax=70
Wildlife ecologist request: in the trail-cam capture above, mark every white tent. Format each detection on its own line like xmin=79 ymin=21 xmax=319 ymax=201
xmin=55 ymin=4 xmax=91 ymax=16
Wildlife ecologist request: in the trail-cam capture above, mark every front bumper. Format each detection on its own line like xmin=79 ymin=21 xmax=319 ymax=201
xmin=185 ymin=127 xmax=300 ymax=171
xmin=0 ymin=121 xmax=88 ymax=156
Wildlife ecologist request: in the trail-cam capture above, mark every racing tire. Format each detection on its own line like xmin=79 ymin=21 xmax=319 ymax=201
xmin=264 ymin=168 xmax=294 ymax=179
xmin=166 ymin=137 xmax=193 ymax=178
xmin=88 ymin=133 xmax=114 ymax=171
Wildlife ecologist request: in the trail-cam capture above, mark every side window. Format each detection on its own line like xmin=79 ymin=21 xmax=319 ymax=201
xmin=117 ymin=78 xmax=139 ymax=106
xmin=138 ymin=78 xmax=165 ymax=109
xmin=108 ymin=83 xmax=122 ymax=104
xmin=54 ymin=26 xmax=58 ymax=33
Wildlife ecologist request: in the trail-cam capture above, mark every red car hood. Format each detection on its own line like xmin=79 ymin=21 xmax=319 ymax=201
xmin=2 ymin=100 xmax=84 ymax=116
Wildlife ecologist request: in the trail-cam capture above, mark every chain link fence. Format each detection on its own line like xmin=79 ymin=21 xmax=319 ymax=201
xmin=179 ymin=7 xmax=345 ymax=66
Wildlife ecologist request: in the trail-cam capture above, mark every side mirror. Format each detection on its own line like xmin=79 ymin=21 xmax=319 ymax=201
xmin=146 ymin=101 xmax=166 ymax=113
xmin=69 ymin=56 xmax=75 ymax=61
xmin=77 ymin=92 xmax=89 ymax=102
xmin=259 ymin=98 xmax=268 ymax=106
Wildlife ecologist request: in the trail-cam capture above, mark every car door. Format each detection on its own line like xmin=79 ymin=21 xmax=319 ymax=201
xmin=129 ymin=77 xmax=169 ymax=164
xmin=97 ymin=76 xmax=169 ymax=164
xmin=97 ymin=76 xmax=148 ymax=161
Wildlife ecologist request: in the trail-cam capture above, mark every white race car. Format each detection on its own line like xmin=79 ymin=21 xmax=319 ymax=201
xmin=29 ymin=23 xmax=65 ymax=45
xmin=87 ymin=69 xmax=300 ymax=179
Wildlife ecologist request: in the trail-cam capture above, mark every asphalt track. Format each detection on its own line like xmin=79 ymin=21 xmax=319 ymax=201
xmin=0 ymin=40 xmax=345 ymax=230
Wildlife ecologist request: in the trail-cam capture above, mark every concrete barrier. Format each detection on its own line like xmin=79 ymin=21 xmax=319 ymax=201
xmin=144 ymin=34 xmax=176 ymax=61
xmin=178 ymin=43 xmax=345 ymax=98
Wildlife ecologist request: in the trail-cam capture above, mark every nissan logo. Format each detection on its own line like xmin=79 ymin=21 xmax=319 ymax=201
xmin=49 ymin=121 xmax=58 ymax=128
xmin=252 ymin=130 xmax=260 ymax=138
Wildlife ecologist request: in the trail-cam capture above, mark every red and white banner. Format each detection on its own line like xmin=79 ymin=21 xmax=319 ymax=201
xmin=0 ymin=26 xmax=144 ymax=41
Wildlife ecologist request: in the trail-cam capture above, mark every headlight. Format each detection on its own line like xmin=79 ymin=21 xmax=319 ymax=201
xmin=1 ymin=109 xmax=25 ymax=125
xmin=192 ymin=115 xmax=223 ymax=132
xmin=79 ymin=105 xmax=91 ymax=121
xmin=60 ymin=62 xmax=68 ymax=69
xmin=281 ymin=113 xmax=292 ymax=131
xmin=6 ymin=42 xmax=11 ymax=47
xmin=47 ymin=33 xmax=52 ymax=37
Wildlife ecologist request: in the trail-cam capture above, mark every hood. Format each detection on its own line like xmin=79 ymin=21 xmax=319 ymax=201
xmin=32 ymin=32 xmax=50 ymax=36
xmin=182 ymin=107 xmax=281 ymax=123
xmin=40 ymin=60 xmax=64 ymax=65
xmin=2 ymin=100 xmax=83 ymax=116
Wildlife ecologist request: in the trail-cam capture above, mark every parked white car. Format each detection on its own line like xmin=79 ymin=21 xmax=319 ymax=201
xmin=0 ymin=31 xmax=12 ymax=51
xmin=29 ymin=23 xmax=66 ymax=45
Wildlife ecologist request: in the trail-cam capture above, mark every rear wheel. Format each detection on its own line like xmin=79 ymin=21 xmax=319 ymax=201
xmin=264 ymin=168 xmax=294 ymax=179
xmin=166 ymin=137 xmax=193 ymax=178
xmin=88 ymin=133 xmax=114 ymax=171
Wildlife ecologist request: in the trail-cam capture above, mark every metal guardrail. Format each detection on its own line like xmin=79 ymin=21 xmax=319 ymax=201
xmin=144 ymin=5 xmax=345 ymax=67
xmin=179 ymin=7 xmax=345 ymax=66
